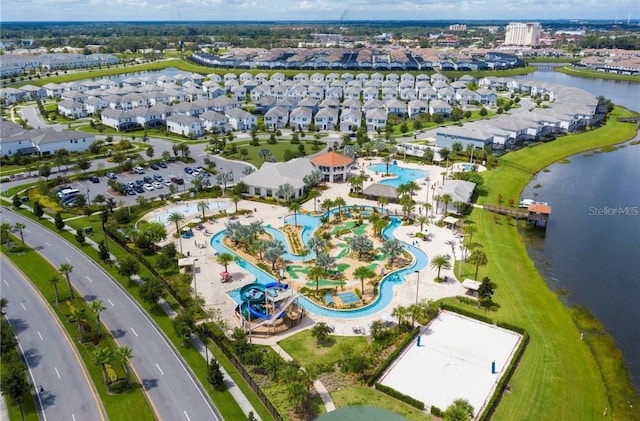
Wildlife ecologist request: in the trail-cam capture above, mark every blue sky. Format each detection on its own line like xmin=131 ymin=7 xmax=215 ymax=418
xmin=1 ymin=0 xmax=638 ymax=22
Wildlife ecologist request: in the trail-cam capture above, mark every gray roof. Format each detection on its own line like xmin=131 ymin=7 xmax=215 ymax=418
xmin=438 ymin=180 xmax=476 ymax=204
xmin=363 ymin=183 xmax=399 ymax=200
xmin=242 ymin=158 xmax=316 ymax=191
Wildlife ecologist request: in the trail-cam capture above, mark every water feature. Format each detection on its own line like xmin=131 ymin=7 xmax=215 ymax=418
xmin=98 ymin=67 xmax=188 ymax=84
xmin=367 ymin=163 xmax=429 ymax=188
xmin=152 ymin=200 xmax=230 ymax=226
xmin=212 ymin=211 xmax=429 ymax=319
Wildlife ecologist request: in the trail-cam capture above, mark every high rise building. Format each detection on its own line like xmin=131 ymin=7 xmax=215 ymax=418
xmin=504 ymin=22 xmax=542 ymax=46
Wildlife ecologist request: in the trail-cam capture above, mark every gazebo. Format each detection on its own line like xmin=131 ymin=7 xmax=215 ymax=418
xmin=362 ymin=183 xmax=399 ymax=202
xmin=310 ymin=151 xmax=355 ymax=182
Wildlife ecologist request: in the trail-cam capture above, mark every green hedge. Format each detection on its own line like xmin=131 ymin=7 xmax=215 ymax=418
xmin=430 ymin=405 xmax=443 ymax=417
xmin=366 ymin=327 xmax=420 ymax=386
xmin=374 ymin=383 xmax=425 ymax=410
xmin=496 ymin=320 xmax=527 ymax=335
xmin=439 ymin=302 xmax=494 ymax=325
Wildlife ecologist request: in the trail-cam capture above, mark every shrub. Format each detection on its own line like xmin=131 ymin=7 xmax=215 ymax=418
xmin=430 ymin=405 xmax=443 ymax=417
xmin=439 ymin=303 xmax=493 ymax=325
xmin=374 ymin=383 xmax=424 ymax=410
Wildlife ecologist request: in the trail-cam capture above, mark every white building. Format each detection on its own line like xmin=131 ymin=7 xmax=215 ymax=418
xmin=166 ymin=115 xmax=204 ymax=138
xmin=505 ymin=22 xmax=541 ymax=46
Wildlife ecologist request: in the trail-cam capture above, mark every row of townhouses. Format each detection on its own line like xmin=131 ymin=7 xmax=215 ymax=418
xmin=0 ymin=53 xmax=119 ymax=77
xmin=0 ymin=121 xmax=95 ymax=157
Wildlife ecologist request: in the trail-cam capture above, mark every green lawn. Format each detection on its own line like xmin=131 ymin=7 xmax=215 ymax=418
xmin=554 ymin=66 xmax=640 ymax=82
xmin=459 ymin=106 xmax=640 ymax=420
xmin=2 ymin=243 xmax=155 ymax=421
xmin=278 ymin=330 xmax=367 ymax=368
xmin=331 ymin=386 xmax=430 ymax=421
xmin=222 ymin=139 xmax=321 ymax=164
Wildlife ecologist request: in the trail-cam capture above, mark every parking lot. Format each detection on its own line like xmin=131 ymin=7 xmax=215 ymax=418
xmin=69 ymin=160 xmax=210 ymax=206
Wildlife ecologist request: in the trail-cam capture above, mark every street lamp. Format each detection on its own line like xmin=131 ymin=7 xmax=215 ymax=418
xmin=193 ymin=258 xmax=199 ymax=298
xmin=425 ymin=177 xmax=430 ymax=204
xmin=414 ymin=270 xmax=420 ymax=304
xmin=87 ymin=188 xmax=91 ymax=204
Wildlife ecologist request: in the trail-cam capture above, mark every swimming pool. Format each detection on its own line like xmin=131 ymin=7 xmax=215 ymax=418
xmin=368 ymin=163 xmax=429 ymax=188
xmin=151 ymin=200 xmax=230 ymax=226
xmin=212 ymin=212 xmax=429 ymax=319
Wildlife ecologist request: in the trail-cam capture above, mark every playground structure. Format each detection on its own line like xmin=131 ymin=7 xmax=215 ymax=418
xmin=234 ymin=282 xmax=305 ymax=337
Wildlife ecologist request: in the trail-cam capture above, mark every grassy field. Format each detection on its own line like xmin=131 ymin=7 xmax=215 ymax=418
xmin=554 ymin=66 xmax=640 ymax=82
xmin=331 ymin=386 xmax=430 ymax=420
xmin=278 ymin=330 xmax=368 ymax=368
xmin=12 ymin=208 xmax=273 ymax=420
xmin=457 ymin=106 xmax=640 ymax=420
xmin=2 ymin=242 xmax=155 ymax=421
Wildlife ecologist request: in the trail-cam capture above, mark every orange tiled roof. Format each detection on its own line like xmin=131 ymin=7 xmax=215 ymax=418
xmin=528 ymin=204 xmax=552 ymax=214
xmin=311 ymin=151 xmax=354 ymax=167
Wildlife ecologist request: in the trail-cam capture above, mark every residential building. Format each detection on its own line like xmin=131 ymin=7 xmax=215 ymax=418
xmin=166 ymin=114 xmax=204 ymax=137
xmin=505 ymin=22 xmax=542 ymax=46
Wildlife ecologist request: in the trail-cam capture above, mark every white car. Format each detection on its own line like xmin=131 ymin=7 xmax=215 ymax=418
xmin=134 ymin=166 xmax=145 ymax=174
xmin=143 ymin=183 xmax=154 ymax=191
xmin=152 ymin=181 xmax=163 ymax=189
xmin=162 ymin=179 xmax=172 ymax=186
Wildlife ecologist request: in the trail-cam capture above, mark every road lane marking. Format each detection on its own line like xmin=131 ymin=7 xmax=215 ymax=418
xmin=2 ymin=279 xmax=8 ymax=287
xmin=65 ymin=257 xmax=71 ymax=262
xmin=86 ymin=276 xmax=93 ymax=283
xmin=184 ymin=410 xmax=191 ymax=421
xmin=107 ymin=299 xmax=114 ymax=307
xmin=72 ymin=414 xmax=76 ymax=421
xmin=130 ymin=327 xmax=138 ymax=337
xmin=37 ymin=331 xmax=43 ymax=341
xmin=55 ymin=367 xmax=61 ymax=379
xmin=156 ymin=363 xmax=164 ymax=376
xmin=20 ymin=302 xmax=26 ymax=310
xmin=44 ymin=241 xmax=51 ymax=247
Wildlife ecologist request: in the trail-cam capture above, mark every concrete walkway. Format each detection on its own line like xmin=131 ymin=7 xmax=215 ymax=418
xmin=270 ymin=344 xmax=336 ymax=413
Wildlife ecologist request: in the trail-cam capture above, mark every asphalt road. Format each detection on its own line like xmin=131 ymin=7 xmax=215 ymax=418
xmin=1 ymin=209 xmax=221 ymax=421
xmin=1 ymin=256 xmax=105 ymax=421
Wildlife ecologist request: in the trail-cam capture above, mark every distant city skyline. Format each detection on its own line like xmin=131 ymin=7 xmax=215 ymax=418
xmin=1 ymin=0 xmax=638 ymax=23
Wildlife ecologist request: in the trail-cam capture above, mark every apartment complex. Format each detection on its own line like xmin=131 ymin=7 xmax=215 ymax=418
xmin=504 ymin=22 xmax=542 ymax=46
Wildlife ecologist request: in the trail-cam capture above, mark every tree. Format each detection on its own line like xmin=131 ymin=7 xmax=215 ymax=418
xmin=167 ymin=211 xmax=185 ymax=254
xmin=377 ymin=196 xmax=389 ymax=213
xmin=430 ymin=254 xmax=451 ymax=279
xmin=232 ymin=193 xmax=241 ymax=214
xmin=264 ymin=240 xmax=286 ymax=270
xmin=75 ymin=227 xmax=86 ymax=245
xmin=207 ymin=359 xmax=226 ymax=390
xmin=137 ymin=222 xmax=168 ymax=246
xmin=38 ymin=163 xmax=51 ymax=179
xmin=12 ymin=194 xmax=22 ymax=209
xmin=383 ymin=239 xmax=404 ymax=265
xmin=287 ymin=381 xmax=308 ymax=413
xmin=32 ymin=200 xmax=44 ymax=218
xmin=216 ymin=252 xmax=234 ymax=272
xmin=145 ymin=145 xmax=154 ymax=159
xmin=140 ymin=278 xmax=164 ymax=306
xmin=114 ymin=346 xmax=134 ymax=385
xmin=333 ymin=196 xmax=346 ymax=220
xmin=308 ymin=265 xmax=326 ymax=293
xmin=468 ymin=249 xmax=488 ymax=280
xmin=54 ymin=212 xmax=65 ymax=231
xmin=58 ymin=263 xmax=74 ymax=300
xmin=381 ymin=154 xmax=393 ymax=175
xmin=417 ymin=215 xmax=428 ymax=231
xmin=276 ymin=183 xmax=295 ymax=204
xmin=49 ymin=276 xmax=61 ymax=306
xmin=349 ymin=234 xmax=373 ymax=259
xmin=320 ymin=198 xmax=334 ymax=215
xmin=117 ymin=256 xmax=139 ymax=278
xmin=288 ymin=201 xmax=301 ymax=227
xmin=98 ymin=240 xmax=110 ymax=264
xmin=441 ymin=193 xmax=453 ymax=215
xmin=479 ymin=107 xmax=488 ymax=117
xmin=353 ymin=266 xmax=375 ymax=294
xmin=444 ymin=398 xmax=474 ymax=421
xmin=89 ymin=300 xmax=106 ymax=334
xmin=197 ymin=200 xmax=209 ymax=219
xmin=464 ymin=224 xmax=477 ymax=243
xmin=392 ymin=305 xmax=410 ymax=327
xmin=13 ymin=222 xmax=25 ymax=245
xmin=75 ymin=156 xmax=91 ymax=173
xmin=91 ymin=347 xmax=113 ymax=386
xmin=2 ymin=363 xmax=30 ymax=420
xmin=308 ymin=188 xmax=321 ymax=213
xmin=311 ymin=322 xmax=333 ymax=344
xmin=173 ymin=309 xmax=195 ymax=343
xmin=478 ymin=276 xmax=495 ymax=302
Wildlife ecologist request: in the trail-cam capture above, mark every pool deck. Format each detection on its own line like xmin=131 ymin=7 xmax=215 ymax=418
xmin=154 ymin=158 xmax=467 ymax=339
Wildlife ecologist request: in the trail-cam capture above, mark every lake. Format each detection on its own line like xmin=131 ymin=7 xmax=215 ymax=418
xmin=521 ymin=70 xmax=640 ymax=387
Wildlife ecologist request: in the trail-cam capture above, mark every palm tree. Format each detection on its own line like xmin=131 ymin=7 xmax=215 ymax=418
xmin=91 ymin=347 xmax=113 ymax=386
xmin=408 ymin=303 xmax=427 ymax=328
xmin=444 ymin=398 xmax=475 ymax=421
xmin=14 ymin=222 xmax=26 ymax=245
xmin=417 ymin=215 xmax=428 ymax=232
xmin=89 ymin=300 xmax=106 ymax=334
xmin=297 ymin=366 xmax=319 ymax=393
xmin=468 ymin=249 xmax=488 ymax=280
xmin=353 ymin=266 xmax=375 ymax=294
xmin=433 ymin=194 xmax=441 ymax=215
xmin=320 ymin=198 xmax=334 ymax=215
xmin=232 ymin=193 xmax=241 ymax=214
xmin=381 ymin=154 xmax=393 ymax=175
xmin=58 ymin=263 xmax=74 ymax=300
xmin=114 ymin=346 xmax=134 ymax=385
xmin=464 ymin=224 xmax=477 ymax=243
xmin=308 ymin=265 xmax=327 ymax=293
xmin=424 ymin=203 xmax=433 ymax=218
xmin=308 ymin=188 xmax=321 ymax=213
xmin=382 ymin=239 xmax=404 ymax=265
xmin=391 ymin=305 xmax=410 ymax=327
xmin=307 ymin=236 xmax=326 ymax=256
xmin=430 ymin=254 xmax=451 ymax=279
xmin=276 ymin=183 xmax=295 ymax=204
xmin=288 ymin=202 xmax=301 ymax=227
xmin=377 ymin=196 xmax=389 ymax=213
xmin=0 ymin=222 xmax=11 ymax=247
xmin=197 ymin=200 xmax=209 ymax=219
xmin=49 ymin=276 xmax=61 ymax=306
xmin=441 ymin=193 xmax=453 ymax=215
xmin=167 ymin=211 xmax=185 ymax=254
xmin=216 ymin=252 xmax=234 ymax=272
xmin=333 ymin=196 xmax=346 ymax=220
xmin=373 ymin=218 xmax=388 ymax=238
xmin=70 ymin=307 xmax=87 ymax=340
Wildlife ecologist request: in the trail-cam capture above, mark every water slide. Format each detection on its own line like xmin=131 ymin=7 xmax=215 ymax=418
xmin=238 ymin=282 xmax=289 ymax=320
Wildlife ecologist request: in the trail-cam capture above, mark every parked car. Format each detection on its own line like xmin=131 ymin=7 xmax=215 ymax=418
xmin=171 ymin=176 xmax=184 ymax=185
xmin=126 ymin=188 xmax=136 ymax=196
xmin=152 ymin=181 xmax=163 ymax=189
xmin=134 ymin=166 xmax=145 ymax=174
xmin=150 ymin=163 xmax=160 ymax=170
xmin=143 ymin=176 xmax=153 ymax=184
xmin=143 ymin=183 xmax=154 ymax=191
xmin=184 ymin=167 xmax=193 ymax=174
xmin=106 ymin=172 xmax=117 ymax=179
xmin=89 ymin=176 xmax=100 ymax=183
xmin=134 ymin=185 xmax=145 ymax=193
xmin=162 ymin=179 xmax=172 ymax=186
xmin=135 ymin=179 xmax=145 ymax=186
xmin=158 ymin=161 xmax=168 ymax=169
xmin=153 ymin=174 xmax=163 ymax=182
